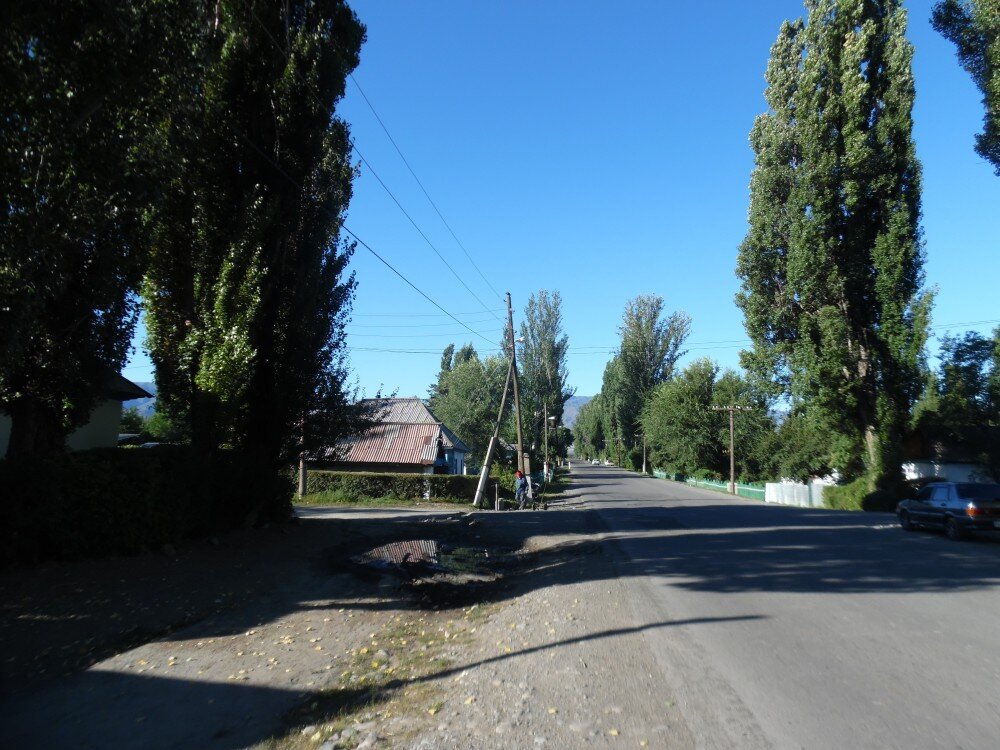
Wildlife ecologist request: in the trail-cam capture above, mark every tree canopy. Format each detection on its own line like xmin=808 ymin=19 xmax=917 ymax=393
xmin=142 ymin=1 xmax=366 ymax=519
xmin=0 ymin=0 xmax=195 ymax=456
xmin=737 ymin=0 xmax=930 ymax=489
xmin=933 ymin=0 xmax=1000 ymax=174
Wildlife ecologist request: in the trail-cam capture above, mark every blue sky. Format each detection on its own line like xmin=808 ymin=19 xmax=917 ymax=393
xmin=124 ymin=0 xmax=1000 ymax=400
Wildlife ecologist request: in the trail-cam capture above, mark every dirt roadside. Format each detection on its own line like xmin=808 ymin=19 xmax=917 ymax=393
xmin=1 ymin=479 xmax=696 ymax=749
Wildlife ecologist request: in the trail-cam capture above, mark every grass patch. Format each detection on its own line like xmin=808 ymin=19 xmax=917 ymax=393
xmin=297 ymin=490 xmax=469 ymax=508
xmin=542 ymin=467 xmax=571 ymax=499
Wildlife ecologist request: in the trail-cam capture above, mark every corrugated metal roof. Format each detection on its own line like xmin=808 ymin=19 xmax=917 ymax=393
xmin=363 ymin=398 xmax=437 ymax=424
xmin=326 ymin=398 xmax=470 ymax=466
xmin=339 ymin=423 xmax=442 ymax=465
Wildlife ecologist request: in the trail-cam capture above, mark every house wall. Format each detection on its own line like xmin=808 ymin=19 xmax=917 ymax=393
xmin=67 ymin=400 xmax=121 ymax=451
xmin=902 ymin=461 xmax=992 ymax=483
xmin=0 ymin=400 xmax=121 ymax=456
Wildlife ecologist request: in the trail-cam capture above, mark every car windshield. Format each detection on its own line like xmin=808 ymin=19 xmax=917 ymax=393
xmin=956 ymin=484 xmax=1000 ymax=501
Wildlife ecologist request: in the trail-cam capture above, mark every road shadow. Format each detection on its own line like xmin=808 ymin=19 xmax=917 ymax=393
xmin=5 ymin=483 xmax=1000 ymax=747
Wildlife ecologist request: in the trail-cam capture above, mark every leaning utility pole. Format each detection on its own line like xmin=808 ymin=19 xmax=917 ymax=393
xmin=472 ymin=358 xmax=513 ymax=508
xmin=711 ymin=405 xmax=752 ymax=493
xmin=507 ymin=293 xmax=527 ymax=478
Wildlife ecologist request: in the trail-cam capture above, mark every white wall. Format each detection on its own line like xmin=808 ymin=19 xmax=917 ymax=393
xmin=0 ymin=400 xmax=122 ymax=456
xmin=902 ymin=461 xmax=991 ymax=483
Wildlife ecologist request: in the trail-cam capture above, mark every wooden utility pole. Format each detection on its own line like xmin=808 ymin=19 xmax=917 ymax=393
xmin=506 ymin=293 xmax=527 ymax=479
xmin=472 ymin=358 xmax=513 ymax=508
xmin=711 ymin=405 xmax=752 ymax=493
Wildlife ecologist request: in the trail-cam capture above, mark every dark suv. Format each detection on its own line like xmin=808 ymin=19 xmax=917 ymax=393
xmin=897 ymin=482 xmax=1000 ymax=540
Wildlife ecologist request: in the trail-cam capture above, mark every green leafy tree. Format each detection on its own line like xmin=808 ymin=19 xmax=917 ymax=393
xmin=641 ymin=359 xmax=720 ymax=475
xmin=599 ymin=296 xmax=691 ymax=460
xmin=914 ymin=328 xmax=1000 ymax=479
xmin=427 ymin=344 xmax=455 ymax=402
xmin=0 ymin=0 xmax=195 ymax=456
xmin=933 ymin=1 xmax=1000 ymax=174
xmin=143 ymin=1 xmax=366 ymax=519
xmin=517 ymin=290 xmax=574 ymax=459
xmin=761 ymin=408 xmax=833 ymax=482
xmin=711 ymin=370 xmax=776 ymax=481
xmin=737 ymin=0 xmax=931 ymax=491
xmin=572 ymin=395 xmax=605 ymax=459
xmin=120 ymin=408 xmax=146 ymax=435
xmin=427 ymin=346 xmax=507 ymax=465
xmin=145 ymin=410 xmax=185 ymax=443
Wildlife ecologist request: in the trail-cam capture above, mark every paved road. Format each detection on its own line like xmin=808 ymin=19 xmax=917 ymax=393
xmin=574 ymin=462 xmax=1000 ymax=750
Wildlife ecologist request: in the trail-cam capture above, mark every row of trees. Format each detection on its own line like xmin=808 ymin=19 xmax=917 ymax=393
xmin=2 ymin=1 xmax=368 ymax=518
xmin=576 ymin=0 xmax=1000 ymax=492
xmin=428 ymin=291 xmax=574 ymax=468
xmin=573 ymin=295 xmax=691 ymax=468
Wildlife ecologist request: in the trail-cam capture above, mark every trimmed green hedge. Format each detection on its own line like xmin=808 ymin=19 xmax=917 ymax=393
xmin=823 ymin=478 xmax=897 ymax=512
xmin=304 ymin=470 xmax=480 ymax=502
xmin=0 ymin=447 xmax=292 ymax=565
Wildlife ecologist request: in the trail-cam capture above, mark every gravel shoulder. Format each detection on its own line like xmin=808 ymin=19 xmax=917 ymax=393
xmin=1 ymin=475 xmax=697 ymax=749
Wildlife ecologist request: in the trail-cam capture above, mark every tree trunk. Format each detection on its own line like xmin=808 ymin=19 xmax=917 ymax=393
xmin=5 ymin=396 xmax=66 ymax=458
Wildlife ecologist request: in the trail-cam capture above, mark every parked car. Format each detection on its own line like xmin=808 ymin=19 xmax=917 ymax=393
xmin=591 ymin=459 xmax=599 ymax=465
xmin=897 ymin=482 xmax=1000 ymax=540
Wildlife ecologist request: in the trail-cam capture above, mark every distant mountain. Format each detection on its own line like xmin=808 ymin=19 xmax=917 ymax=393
xmin=562 ymin=395 xmax=592 ymax=428
xmin=123 ymin=381 xmax=157 ymax=417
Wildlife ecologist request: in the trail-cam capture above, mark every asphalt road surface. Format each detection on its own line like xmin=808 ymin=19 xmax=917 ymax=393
xmin=574 ymin=461 xmax=1000 ymax=750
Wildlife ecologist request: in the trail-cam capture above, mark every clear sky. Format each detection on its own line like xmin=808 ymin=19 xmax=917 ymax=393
xmin=124 ymin=0 xmax=1000 ymax=401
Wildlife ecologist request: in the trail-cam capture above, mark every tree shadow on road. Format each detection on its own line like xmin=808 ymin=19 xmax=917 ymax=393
xmin=5 ymin=490 xmax=1000 ymax=748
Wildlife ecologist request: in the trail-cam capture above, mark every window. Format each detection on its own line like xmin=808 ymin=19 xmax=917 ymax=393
xmin=931 ymin=486 xmax=951 ymax=502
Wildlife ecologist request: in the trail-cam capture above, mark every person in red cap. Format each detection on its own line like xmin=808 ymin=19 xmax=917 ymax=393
xmin=514 ymin=470 xmax=528 ymax=509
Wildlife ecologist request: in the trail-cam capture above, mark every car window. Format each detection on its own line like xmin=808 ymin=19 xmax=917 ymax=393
xmin=931 ymin=486 xmax=951 ymax=502
xmin=915 ymin=487 xmax=933 ymax=501
xmin=957 ymin=484 xmax=1000 ymax=501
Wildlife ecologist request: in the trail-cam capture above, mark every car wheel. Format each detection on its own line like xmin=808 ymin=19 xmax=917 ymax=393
xmin=945 ymin=516 xmax=965 ymax=541
xmin=899 ymin=510 xmax=915 ymax=531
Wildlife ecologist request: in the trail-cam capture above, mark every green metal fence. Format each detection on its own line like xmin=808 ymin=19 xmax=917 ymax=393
xmin=651 ymin=469 xmax=765 ymax=502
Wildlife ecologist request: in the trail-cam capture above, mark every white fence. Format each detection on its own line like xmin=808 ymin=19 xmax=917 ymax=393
xmin=764 ymin=481 xmax=827 ymax=508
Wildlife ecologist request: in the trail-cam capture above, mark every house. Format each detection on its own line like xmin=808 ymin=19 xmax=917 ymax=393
xmin=0 ymin=373 xmax=151 ymax=456
xmin=320 ymin=398 xmax=470 ymax=475
xmin=902 ymin=425 xmax=997 ymax=483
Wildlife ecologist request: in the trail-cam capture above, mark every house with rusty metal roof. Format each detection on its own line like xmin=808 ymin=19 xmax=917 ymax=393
xmin=320 ymin=398 xmax=470 ymax=475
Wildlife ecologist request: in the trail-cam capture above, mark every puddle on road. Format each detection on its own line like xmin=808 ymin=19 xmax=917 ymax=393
xmin=351 ymin=539 xmax=508 ymax=581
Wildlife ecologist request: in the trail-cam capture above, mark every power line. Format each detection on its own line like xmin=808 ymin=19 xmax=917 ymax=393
xmin=237 ymin=127 xmax=500 ymax=350
xmin=348 ymin=319 xmax=501 ymax=329
xmin=341 ymin=226 xmax=501 ymax=348
xmin=348 ymin=138 xmax=502 ymax=322
xmin=352 ymin=309 xmax=504 ymax=319
xmin=246 ymin=5 xmax=501 ymax=324
xmin=346 ymin=329 xmax=500 ymax=339
xmin=349 ymin=73 xmax=503 ymax=302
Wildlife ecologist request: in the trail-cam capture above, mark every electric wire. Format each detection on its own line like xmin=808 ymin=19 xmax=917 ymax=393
xmin=238 ymin=131 xmax=500 ymax=349
xmin=349 ymin=72 xmax=503 ymax=302
xmin=246 ymin=5 xmax=502 ymax=325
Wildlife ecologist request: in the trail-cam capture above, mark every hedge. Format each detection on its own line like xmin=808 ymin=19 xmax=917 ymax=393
xmin=823 ymin=477 xmax=898 ymax=512
xmin=304 ymin=470 xmax=480 ymax=502
xmin=0 ymin=446 xmax=292 ymax=565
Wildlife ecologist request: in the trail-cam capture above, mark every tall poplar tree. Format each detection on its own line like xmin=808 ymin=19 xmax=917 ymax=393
xmin=517 ymin=290 xmax=574 ymax=453
xmin=737 ymin=0 xmax=931 ymax=489
xmin=0 ymin=0 xmax=194 ymax=456
xmin=143 ymin=0 xmax=365 ymax=518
